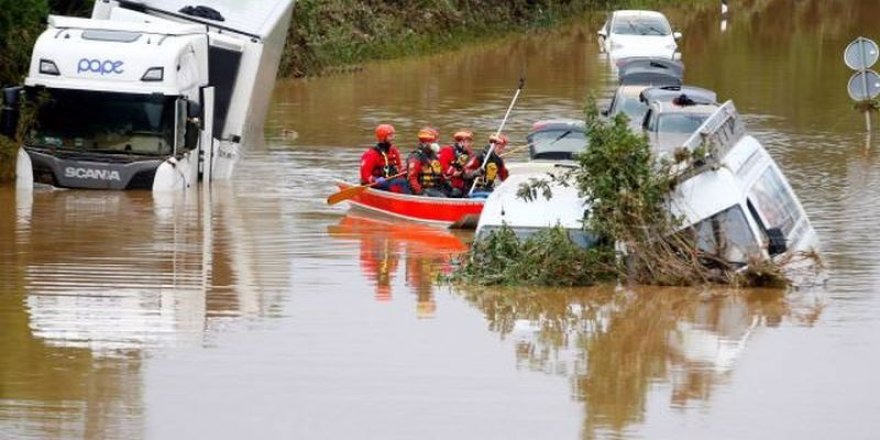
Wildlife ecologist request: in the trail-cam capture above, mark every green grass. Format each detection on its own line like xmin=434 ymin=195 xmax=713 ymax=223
xmin=281 ymin=0 xmax=719 ymax=77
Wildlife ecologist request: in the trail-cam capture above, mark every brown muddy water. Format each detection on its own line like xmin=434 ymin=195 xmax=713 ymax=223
xmin=2 ymin=0 xmax=880 ymax=438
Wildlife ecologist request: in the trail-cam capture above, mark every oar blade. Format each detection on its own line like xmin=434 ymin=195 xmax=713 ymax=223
xmin=326 ymin=184 xmax=370 ymax=205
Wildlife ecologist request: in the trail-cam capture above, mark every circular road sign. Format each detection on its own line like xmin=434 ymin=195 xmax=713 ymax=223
xmin=847 ymin=70 xmax=880 ymax=101
xmin=844 ymin=37 xmax=879 ymax=70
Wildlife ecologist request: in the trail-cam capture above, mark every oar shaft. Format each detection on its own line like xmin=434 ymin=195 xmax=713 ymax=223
xmin=326 ymin=171 xmax=406 ymax=205
xmin=469 ymin=78 xmax=525 ymax=196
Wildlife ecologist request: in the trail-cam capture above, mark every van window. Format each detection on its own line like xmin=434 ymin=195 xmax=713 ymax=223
xmin=657 ymin=113 xmax=709 ymax=134
xmin=747 ymin=167 xmax=801 ymax=235
xmin=691 ymin=205 xmax=760 ymax=265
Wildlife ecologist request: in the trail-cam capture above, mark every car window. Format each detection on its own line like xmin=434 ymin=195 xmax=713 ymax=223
xmin=620 ymin=97 xmax=648 ymax=123
xmin=690 ymin=205 xmax=760 ymax=265
xmin=656 ymin=114 xmax=708 ymax=134
xmin=530 ymin=129 xmax=588 ymax=157
xmin=612 ymin=16 xmax=672 ymax=36
xmin=747 ymin=167 xmax=802 ymax=236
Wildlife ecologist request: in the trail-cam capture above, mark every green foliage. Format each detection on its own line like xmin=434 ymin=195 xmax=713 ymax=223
xmin=449 ymin=224 xmax=618 ymax=286
xmin=0 ymin=1 xmax=93 ymax=179
xmin=0 ymin=1 xmax=94 ymax=86
xmin=282 ymin=0 xmax=600 ymax=77
xmin=0 ymin=0 xmax=47 ymax=86
xmin=0 ymin=89 xmax=47 ymax=182
xmin=577 ymin=101 xmax=676 ymax=242
xmin=0 ymin=136 xmax=17 ymax=181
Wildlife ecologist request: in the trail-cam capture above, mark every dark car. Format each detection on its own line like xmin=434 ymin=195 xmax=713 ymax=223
xmin=526 ymin=119 xmax=588 ymax=161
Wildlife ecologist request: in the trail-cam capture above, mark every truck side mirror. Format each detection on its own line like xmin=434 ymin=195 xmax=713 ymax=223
xmin=1 ymin=87 xmax=23 ymax=138
xmin=673 ymin=31 xmax=682 ymax=40
xmin=766 ymin=227 xmax=787 ymax=256
xmin=187 ymin=100 xmax=202 ymax=128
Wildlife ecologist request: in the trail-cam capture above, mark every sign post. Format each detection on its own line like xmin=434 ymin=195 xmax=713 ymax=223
xmin=844 ymin=37 xmax=880 ymax=137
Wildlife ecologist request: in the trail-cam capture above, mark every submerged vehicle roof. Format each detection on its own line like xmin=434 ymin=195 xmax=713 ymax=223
xmin=640 ymin=85 xmax=717 ymax=105
xmin=651 ymin=99 xmax=719 ymax=115
xmin=477 ymin=171 xmax=587 ymax=232
xmin=617 ymin=57 xmax=684 ymax=79
xmin=619 ymin=69 xmax=682 ymax=86
xmin=611 ymin=9 xmax=670 ymax=19
xmin=117 ymin=0 xmax=296 ymax=39
xmin=526 ymin=119 xmax=587 ymax=161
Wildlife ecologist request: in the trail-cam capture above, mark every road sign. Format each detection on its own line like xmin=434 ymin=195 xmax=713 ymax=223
xmin=844 ymin=37 xmax=879 ymax=71
xmin=847 ymin=70 xmax=880 ymax=101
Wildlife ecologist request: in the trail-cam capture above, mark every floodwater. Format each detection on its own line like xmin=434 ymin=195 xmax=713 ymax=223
xmin=2 ymin=0 xmax=880 ymax=438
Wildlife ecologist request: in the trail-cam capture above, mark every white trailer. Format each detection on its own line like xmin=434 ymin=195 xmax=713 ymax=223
xmin=1 ymin=0 xmax=295 ymax=190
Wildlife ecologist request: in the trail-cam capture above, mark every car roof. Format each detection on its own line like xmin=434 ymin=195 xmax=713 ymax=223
xmin=529 ymin=119 xmax=586 ymax=132
xmin=640 ymin=85 xmax=717 ymax=105
xmin=617 ymin=57 xmax=684 ymax=78
xmin=612 ymin=10 xmax=668 ymax=20
xmin=614 ymin=85 xmax=650 ymax=98
xmin=527 ymin=119 xmax=588 ymax=160
xmin=619 ymin=69 xmax=683 ymax=86
xmin=651 ymin=100 xmax=719 ymax=115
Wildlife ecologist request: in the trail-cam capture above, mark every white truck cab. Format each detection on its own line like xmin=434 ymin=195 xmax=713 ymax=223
xmin=2 ymin=0 xmax=295 ymax=191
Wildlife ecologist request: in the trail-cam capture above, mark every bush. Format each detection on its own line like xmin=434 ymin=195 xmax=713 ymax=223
xmin=450 ymin=224 xmax=618 ymax=286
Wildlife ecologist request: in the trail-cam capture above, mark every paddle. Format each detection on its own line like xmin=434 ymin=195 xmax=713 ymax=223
xmin=468 ymin=77 xmax=525 ymax=196
xmin=326 ymin=171 xmax=406 ymax=205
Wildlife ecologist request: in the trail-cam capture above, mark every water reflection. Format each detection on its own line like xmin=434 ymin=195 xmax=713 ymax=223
xmin=456 ymin=285 xmax=823 ymax=438
xmin=0 ymin=180 xmax=293 ymax=438
xmin=327 ymin=213 xmax=468 ymax=318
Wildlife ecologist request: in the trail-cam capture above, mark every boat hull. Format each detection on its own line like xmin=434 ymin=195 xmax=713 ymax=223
xmin=334 ymin=181 xmax=484 ymax=229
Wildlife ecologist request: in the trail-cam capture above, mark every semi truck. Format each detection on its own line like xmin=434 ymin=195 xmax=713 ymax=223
xmin=0 ymin=0 xmax=296 ymax=190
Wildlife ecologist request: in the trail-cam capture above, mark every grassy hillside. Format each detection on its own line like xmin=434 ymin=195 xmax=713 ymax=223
xmin=278 ymin=0 xmax=720 ymax=77
xmin=279 ymin=0 xmax=599 ymax=77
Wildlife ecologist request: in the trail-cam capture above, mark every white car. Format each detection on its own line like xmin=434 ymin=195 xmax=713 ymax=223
xmin=598 ymin=10 xmax=681 ymax=60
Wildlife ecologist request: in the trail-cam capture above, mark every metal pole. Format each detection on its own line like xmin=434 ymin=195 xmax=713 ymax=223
xmin=861 ymin=38 xmax=872 ymax=133
xmin=468 ymin=78 xmax=525 ymax=196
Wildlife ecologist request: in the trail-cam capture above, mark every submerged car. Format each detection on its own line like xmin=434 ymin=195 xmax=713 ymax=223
xmin=639 ymin=85 xmax=717 ymax=106
xmin=642 ymin=95 xmax=719 ymax=155
xmin=475 ymin=171 xmax=597 ymax=248
xmin=526 ymin=119 xmax=587 ymax=161
xmin=616 ymin=57 xmax=684 ymax=82
xmin=604 ymin=58 xmax=684 ymax=130
xmin=598 ymin=10 xmax=682 ymax=60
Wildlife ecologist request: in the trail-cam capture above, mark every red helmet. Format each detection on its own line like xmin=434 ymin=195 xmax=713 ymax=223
xmin=417 ymin=127 xmax=439 ymax=143
xmin=453 ymin=130 xmax=473 ymax=142
xmin=375 ymin=124 xmax=395 ymax=142
xmin=489 ymin=133 xmax=508 ymax=147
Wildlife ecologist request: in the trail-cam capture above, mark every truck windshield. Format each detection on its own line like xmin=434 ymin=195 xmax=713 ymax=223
xmin=24 ymin=87 xmax=176 ymax=156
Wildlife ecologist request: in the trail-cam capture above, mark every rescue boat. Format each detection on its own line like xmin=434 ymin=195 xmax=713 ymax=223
xmin=333 ymin=181 xmax=485 ymax=229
